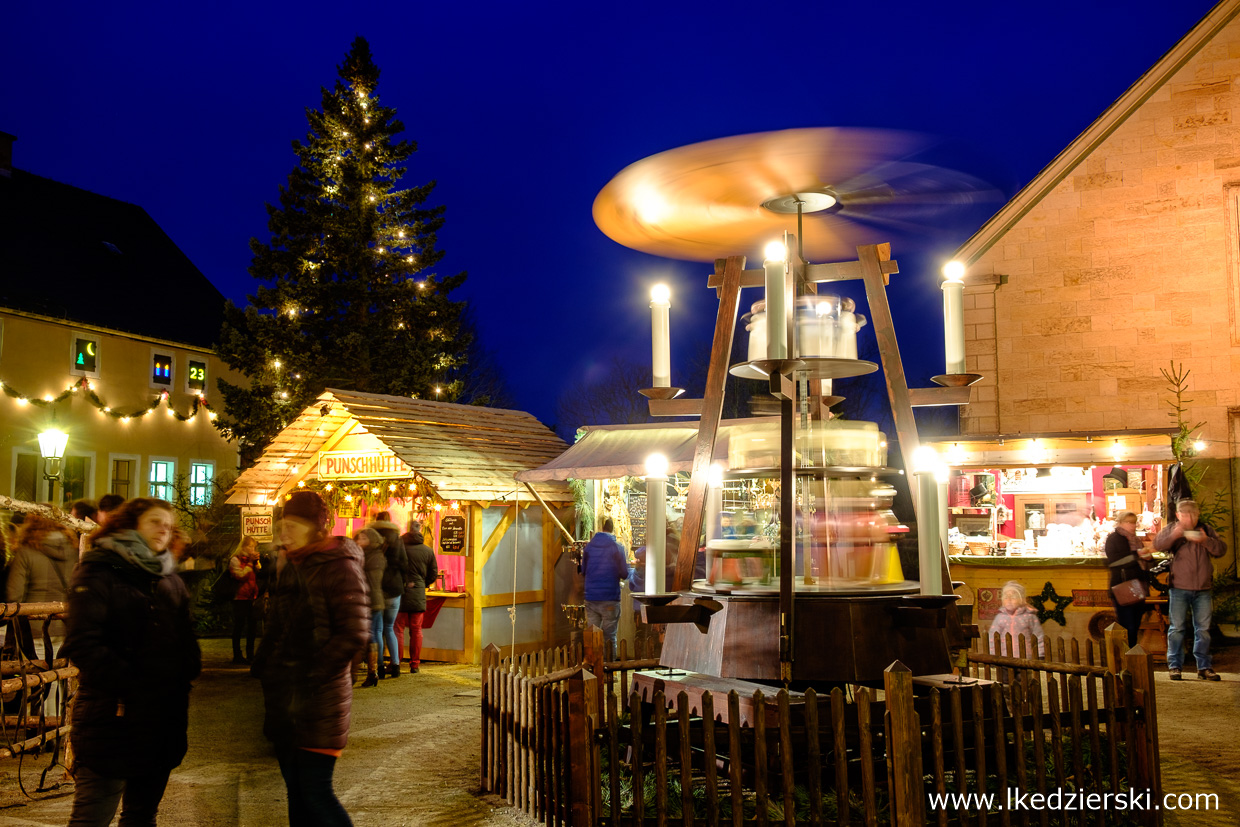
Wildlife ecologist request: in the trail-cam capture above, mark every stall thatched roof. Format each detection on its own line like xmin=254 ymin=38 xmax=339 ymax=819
xmin=228 ymin=390 xmax=571 ymax=504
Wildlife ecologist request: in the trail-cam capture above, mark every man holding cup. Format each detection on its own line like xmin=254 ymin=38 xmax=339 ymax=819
xmin=1154 ymin=499 xmax=1226 ymax=681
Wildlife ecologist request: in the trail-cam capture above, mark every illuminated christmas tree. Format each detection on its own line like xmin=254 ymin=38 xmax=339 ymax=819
xmin=217 ymin=37 xmax=468 ymax=464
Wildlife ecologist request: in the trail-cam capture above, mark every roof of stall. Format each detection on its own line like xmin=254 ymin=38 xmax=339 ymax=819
xmin=515 ymin=417 xmax=778 ymax=481
xmin=228 ymin=389 xmax=571 ymax=503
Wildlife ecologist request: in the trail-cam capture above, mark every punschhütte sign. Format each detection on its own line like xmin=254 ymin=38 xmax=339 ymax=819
xmin=317 ymin=450 xmax=412 ymax=480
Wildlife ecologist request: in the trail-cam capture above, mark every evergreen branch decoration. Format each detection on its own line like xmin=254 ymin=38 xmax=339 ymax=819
xmin=0 ymin=376 xmax=215 ymax=422
xmin=1034 ymin=581 xmax=1073 ymax=626
xmin=1160 ymin=361 xmax=1231 ymax=530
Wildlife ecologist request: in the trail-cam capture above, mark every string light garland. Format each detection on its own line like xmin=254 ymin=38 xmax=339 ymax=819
xmin=297 ymin=473 xmax=447 ymax=520
xmin=0 ymin=376 xmax=215 ymax=422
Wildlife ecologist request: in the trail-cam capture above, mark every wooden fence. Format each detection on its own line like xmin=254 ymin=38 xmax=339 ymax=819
xmin=481 ymin=624 xmax=1162 ymax=827
xmin=1 ymin=600 xmax=76 ymax=764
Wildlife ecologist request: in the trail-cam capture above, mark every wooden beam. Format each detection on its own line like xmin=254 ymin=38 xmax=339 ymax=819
xmin=858 ymin=244 xmax=922 ymax=503
xmin=908 ymin=386 xmax=972 ymax=407
xmin=706 ymin=258 xmax=899 ymax=289
xmin=468 ymin=504 xmax=483 ymax=662
xmin=480 ymin=589 xmax=546 ymax=608
xmin=675 ymin=255 xmax=745 ymax=590
xmin=648 ymin=397 xmax=704 ymax=417
xmin=522 ymin=482 xmax=575 ymax=543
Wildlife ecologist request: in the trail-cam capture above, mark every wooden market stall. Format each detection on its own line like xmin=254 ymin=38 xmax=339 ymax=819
xmin=227 ymin=389 xmax=575 ymax=663
xmin=925 ymin=430 xmax=1176 ymax=659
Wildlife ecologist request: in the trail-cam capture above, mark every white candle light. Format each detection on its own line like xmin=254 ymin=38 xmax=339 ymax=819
xmin=650 ymin=284 xmax=671 ymax=387
xmin=942 ymin=260 xmax=966 ymax=375
xmin=912 ymin=446 xmax=945 ymax=597
xmin=645 ymin=453 xmax=669 ymax=593
xmin=763 ymin=241 xmax=788 ymax=360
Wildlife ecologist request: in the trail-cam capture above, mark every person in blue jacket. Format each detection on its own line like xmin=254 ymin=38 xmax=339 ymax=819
xmin=581 ymin=518 xmax=630 ymax=656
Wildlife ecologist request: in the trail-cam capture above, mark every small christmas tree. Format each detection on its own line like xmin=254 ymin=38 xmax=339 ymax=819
xmin=217 ymin=37 xmax=468 ymax=464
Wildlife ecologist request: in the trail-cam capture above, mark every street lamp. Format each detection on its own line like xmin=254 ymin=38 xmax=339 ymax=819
xmin=38 ymin=428 xmax=68 ymax=481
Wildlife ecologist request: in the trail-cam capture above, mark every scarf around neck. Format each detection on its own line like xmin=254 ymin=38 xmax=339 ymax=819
xmin=88 ymin=530 xmax=174 ymax=576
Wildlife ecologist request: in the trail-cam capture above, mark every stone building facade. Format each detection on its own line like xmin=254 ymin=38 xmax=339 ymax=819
xmin=953 ymin=1 xmax=1240 ymax=561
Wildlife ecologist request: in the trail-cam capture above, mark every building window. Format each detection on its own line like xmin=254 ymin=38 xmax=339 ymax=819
xmin=149 ymin=460 xmax=174 ymax=500
xmin=62 ymin=456 xmax=90 ymax=504
xmin=187 ymin=359 xmax=207 ymax=394
xmin=151 ymin=352 xmax=173 ymax=388
xmin=14 ymin=453 xmax=38 ymax=502
xmin=111 ymin=458 xmax=134 ymax=498
xmin=189 ymin=462 xmax=214 ymax=506
xmin=71 ymin=335 xmax=101 ymax=377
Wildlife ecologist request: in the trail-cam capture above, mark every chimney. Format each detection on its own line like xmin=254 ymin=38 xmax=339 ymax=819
xmin=0 ymin=131 xmax=15 ymax=178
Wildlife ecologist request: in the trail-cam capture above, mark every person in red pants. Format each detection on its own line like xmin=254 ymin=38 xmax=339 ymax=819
xmin=394 ymin=520 xmax=439 ymax=673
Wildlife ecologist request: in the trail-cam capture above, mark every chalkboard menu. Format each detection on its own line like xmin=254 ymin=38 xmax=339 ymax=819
xmin=628 ymin=493 xmax=647 ymax=550
xmin=440 ymin=514 xmax=467 ymax=554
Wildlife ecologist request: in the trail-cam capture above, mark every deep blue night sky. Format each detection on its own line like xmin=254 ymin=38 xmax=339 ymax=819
xmin=2 ymin=1 xmax=1220 ymax=428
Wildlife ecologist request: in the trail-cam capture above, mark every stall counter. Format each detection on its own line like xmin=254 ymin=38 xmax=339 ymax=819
xmin=950 ymin=554 xmax=1168 ymax=661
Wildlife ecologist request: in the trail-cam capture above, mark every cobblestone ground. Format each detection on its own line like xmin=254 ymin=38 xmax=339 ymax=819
xmin=2 ymin=639 xmax=1237 ymax=826
xmin=0 ymin=639 xmax=533 ymax=827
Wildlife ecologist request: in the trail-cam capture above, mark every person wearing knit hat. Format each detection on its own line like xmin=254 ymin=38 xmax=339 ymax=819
xmin=251 ymin=491 xmax=369 ymax=823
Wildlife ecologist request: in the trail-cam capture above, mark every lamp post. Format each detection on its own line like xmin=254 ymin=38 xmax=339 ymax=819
xmin=38 ymin=427 xmax=68 ymax=501
xmin=645 ymin=453 xmax=669 ymax=594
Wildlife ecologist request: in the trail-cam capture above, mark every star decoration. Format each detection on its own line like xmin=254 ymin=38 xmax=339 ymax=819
xmin=1035 ymin=581 xmax=1074 ymax=626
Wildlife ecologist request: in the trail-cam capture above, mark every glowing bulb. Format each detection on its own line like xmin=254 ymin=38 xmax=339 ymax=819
xmin=280 ymin=391 xmax=289 ymax=399
xmin=406 ymin=256 xmax=414 ymax=263
xmin=272 ymin=359 xmax=282 ymax=369
xmin=942 ymin=260 xmax=966 ymax=282
xmin=103 ymin=406 xmax=111 ymax=412
xmin=1193 ymin=440 xmax=1206 ymax=452
xmin=378 ymin=246 xmax=385 ymax=253
xmin=434 ymin=502 xmax=443 ymax=511
xmin=370 ymin=196 xmax=377 ymax=203
xmin=815 ymin=301 xmax=832 ymax=317
xmin=763 ymin=241 xmax=787 ymax=262
xmin=15 ymin=398 xmax=27 ymax=405
xmin=43 ymin=395 xmax=54 ymax=402
xmin=371 ymin=487 xmax=379 ymax=494
xmin=635 ymin=188 xmax=668 ymax=224
xmin=707 ymin=462 xmax=725 ymax=489
xmin=1112 ymin=440 xmax=1124 ymax=461
xmin=389 ymin=484 xmax=397 ymax=491
xmin=912 ymin=445 xmax=940 ymax=474
xmin=120 ymin=416 xmax=130 ymax=423
xmin=650 ymin=283 xmax=670 ymax=304
xmin=325 ymin=483 xmax=333 ymax=491
xmin=434 ymin=386 xmax=442 ymax=395
xmin=297 ymin=480 xmax=306 ymax=488
xmin=344 ymin=494 xmax=353 ymax=502
xmin=397 ymin=230 xmax=405 ymax=238
xmin=645 ymin=453 xmax=669 ymax=478
xmin=208 ymin=411 xmax=218 ymax=421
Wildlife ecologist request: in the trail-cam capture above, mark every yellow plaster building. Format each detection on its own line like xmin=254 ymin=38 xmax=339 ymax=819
xmin=0 ymin=132 xmax=239 ymax=507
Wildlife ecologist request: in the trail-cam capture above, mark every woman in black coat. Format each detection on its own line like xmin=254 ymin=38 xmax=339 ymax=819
xmin=1104 ymin=510 xmax=1151 ymax=648
xmin=62 ymin=497 xmax=201 ymax=827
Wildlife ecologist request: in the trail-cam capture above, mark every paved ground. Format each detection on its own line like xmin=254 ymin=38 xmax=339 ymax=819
xmin=1 ymin=638 xmax=1236 ymax=826
xmin=0 ymin=639 xmax=532 ymax=827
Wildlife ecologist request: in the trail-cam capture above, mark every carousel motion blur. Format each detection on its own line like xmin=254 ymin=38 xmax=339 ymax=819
xmin=596 ymin=128 xmax=995 ymax=685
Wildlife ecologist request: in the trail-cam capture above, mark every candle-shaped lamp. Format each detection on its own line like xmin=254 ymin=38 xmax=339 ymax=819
xmin=942 ymin=260 xmax=966 ymax=375
xmin=650 ymin=284 xmax=671 ymax=387
xmin=763 ymin=241 xmax=788 ymax=360
xmin=645 ymin=453 xmax=669 ymax=593
xmin=912 ymin=445 xmax=945 ymax=597
xmin=704 ymin=462 xmax=724 ymax=584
